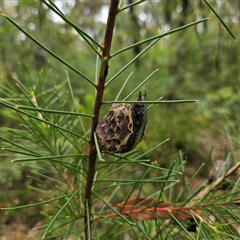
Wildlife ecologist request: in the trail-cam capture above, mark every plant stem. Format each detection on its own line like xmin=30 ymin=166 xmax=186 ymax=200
xmin=84 ymin=1 xmax=119 ymax=239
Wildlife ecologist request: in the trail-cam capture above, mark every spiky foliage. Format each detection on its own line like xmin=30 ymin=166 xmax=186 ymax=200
xmin=1 ymin=1 xmax=239 ymax=239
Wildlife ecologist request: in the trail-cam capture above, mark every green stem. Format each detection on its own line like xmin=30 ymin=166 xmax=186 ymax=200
xmin=15 ymin=105 xmax=92 ymax=117
xmin=111 ymin=18 xmax=209 ymax=58
xmin=102 ymin=100 xmax=199 ymax=104
xmin=2 ymin=13 xmax=95 ymax=87
xmin=41 ymin=0 xmax=103 ymax=54
xmin=119 ymin=0 xmax=145 ymax=12
xmin=203 ymin=0 xmax=236 ymax=39
xmin=0 ymin=101 xmax=88 ymax=142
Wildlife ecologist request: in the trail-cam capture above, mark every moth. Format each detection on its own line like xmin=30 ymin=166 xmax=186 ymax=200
xmin=96 ymin=91 xmax=147 ymax=153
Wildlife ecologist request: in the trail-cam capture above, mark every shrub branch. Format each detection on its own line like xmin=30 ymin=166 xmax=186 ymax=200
xmin=84 ymin=0 xmax=119 ymax=238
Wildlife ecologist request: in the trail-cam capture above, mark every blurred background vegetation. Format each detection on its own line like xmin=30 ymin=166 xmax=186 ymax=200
xmin=1 ymin=0 xmax=239 ymax=238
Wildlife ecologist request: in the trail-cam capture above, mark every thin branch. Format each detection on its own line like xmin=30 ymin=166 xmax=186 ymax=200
xmin=84 ymin=1 xmax=119 ymax=239
xmin=63 ymin=172 xmax=79 ymax=205
xmin=190 ymin=162 xmax=240 ymax=205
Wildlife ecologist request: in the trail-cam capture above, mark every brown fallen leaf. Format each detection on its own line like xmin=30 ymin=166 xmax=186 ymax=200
xmin=95 ymin=197 xmax=202 ymax=221
xmin=115 ymin=197 xmax=173 ymax=211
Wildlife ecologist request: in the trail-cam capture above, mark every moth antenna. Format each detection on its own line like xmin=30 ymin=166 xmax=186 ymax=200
xmin=138 ymin=91 xmax=142 ymax=101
